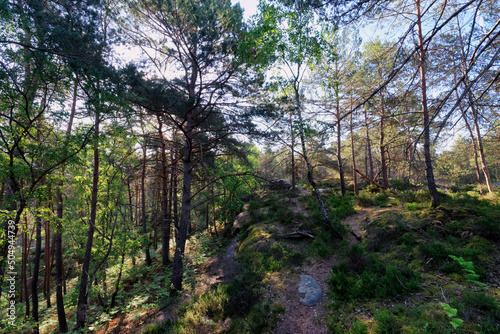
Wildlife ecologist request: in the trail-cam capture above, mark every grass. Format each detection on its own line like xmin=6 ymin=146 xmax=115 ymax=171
xmin=325 ymin=187 xmax=500 ymax=334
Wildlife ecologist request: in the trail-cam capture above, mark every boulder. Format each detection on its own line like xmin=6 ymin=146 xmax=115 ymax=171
xmin=233 ymin=211 xmax=250 ymax=234
xmin=298 ymin=275 xmax=322 ymax=306
xmin=268 ymin=179 xmax=292 ymax=190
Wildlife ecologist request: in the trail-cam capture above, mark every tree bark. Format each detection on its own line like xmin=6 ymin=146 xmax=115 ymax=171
xmin=50 ymin=78 xmax=76 ymax=332
xmin=290 ymin=111 xmax=296 ymax=189
xmin=22 ymin=216 xmax=30 ymax=317
xmin=75 ymin=112 xmax=100 ymax=330
xmin=336 ymin=81 xmax=346 ymax=195
xmin=364 ymin=109 xmax=374 ymax=179
xmin=44 ymin=205 xmax=51 ymax=308
xmin=471 ymin=104 xmax=493 ymax=192
xmin=416 ymin=0 xmax=440 ymax=206
xmin=172 ymin=110 xmax=193 ymax=293
xmin=32 ymin=214 xmax=42 ymax=333
xmin=350 ymin=97 xmax=358 ymax=195
xmin=158 ymin=116 xmax=171 ymax=266
xmin=293 ymin=80 xmax=331 ymax=227
xmin=141 ymin=129 xmax=152 ymax=266
xmin=456 ymin=16 xmax=492 ymax=191
xmin=379 ymin=89 xmax=389 ymax=190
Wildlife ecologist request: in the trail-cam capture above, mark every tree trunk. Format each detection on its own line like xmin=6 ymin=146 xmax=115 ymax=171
xmin=173 ymin=153 xmax=179 ymax=241
xmin=293 ymin=81 xmax=330 ymax=227
xmin=212 ymin=185 xmax=218 ymax=237
xmin=336 ymin=84 xmax=346 ymax=195
xmin=141 ymin=134 xmax=152 ymax=266
xmin=32 ymin=214 xmax=42 ymax=333
xmin=110 ymin=251 xmax=126 ymax=308
xmin=158 ymin=116 xmax=170 ymax=266
xmin=471 ymin=104 xmax=493 ymax=192
xmin=455 ymin=74 xmax=482 ymax=185
xmin=172 ymin=111 xmax=193 ymax=293
xmin=416 ymin=0 xmax=440 ymax=206
xmin=350 ymin=98 xmax=358 ymax=195
xmin=290 ymin=111 xmax=296 ymax=189
xmin=44 ymin=205 xmax=51 ymax=308
xmin=455 ymin=17 xmax=490 ymax=191
xmin=379 ymin=90 xmax=389 ymax=190
xmin=364 ymin=109 xmax=374 ymax=179
xmin=75 ymin=112 xmax=100 ymax=330
xmin=23 ymin=216 xmax=30 ymax=317
xmin=53 ymin=78 xmax=75 ymax=332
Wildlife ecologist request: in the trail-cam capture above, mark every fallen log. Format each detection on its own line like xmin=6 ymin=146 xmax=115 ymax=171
xmin=354 ymin=169 xmax=397 ymax=195
xmin=278 ymin=231 xmax=315 ymax=239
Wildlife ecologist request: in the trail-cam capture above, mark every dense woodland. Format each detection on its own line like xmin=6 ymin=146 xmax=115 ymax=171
xmin=0 ymin=0 xmax=499 ymax=333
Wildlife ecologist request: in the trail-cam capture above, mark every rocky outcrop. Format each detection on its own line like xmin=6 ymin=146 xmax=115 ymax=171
xmin=268 ymin=179 xmax=292 ymax=190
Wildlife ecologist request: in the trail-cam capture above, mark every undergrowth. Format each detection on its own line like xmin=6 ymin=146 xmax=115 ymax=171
xmin=327 ymin=188 xmax=500 ymax=333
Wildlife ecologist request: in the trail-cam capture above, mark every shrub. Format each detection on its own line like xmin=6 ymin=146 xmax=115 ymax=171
xmin=356 ymin=192 xmax=375 ymax=207
xmin=375 ymin=310 xmax=402 ymax=334
xmin=328 ymin=256 xmax=420 ymax=301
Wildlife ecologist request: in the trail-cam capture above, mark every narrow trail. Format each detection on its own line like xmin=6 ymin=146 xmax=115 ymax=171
xmin=274 ymin=197 xmax=395 ymax=334
xmin=141 ymin=194 xmax=396 ymax=334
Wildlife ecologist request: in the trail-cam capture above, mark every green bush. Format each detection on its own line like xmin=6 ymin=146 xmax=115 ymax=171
xmin=328 ymin=256 xmax=420 ymax=301
xmin=375 ymin=310 xmax=402 ymax=334
xmin=356 ymin=192 xmax=375 ymax=207
xmin=351 ymin=322 xmax=369 ymax=334
xmin=396 ymin=190 xmax=416 ymax=204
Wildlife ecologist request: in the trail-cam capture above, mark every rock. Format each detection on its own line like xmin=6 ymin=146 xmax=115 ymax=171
xmin=268 ymin=179 xmax=292 ymax=190
xmin=298 ymin=275 xmax=322 ymax=306
xmin=233 ymin=211 xmax=250 ymax=234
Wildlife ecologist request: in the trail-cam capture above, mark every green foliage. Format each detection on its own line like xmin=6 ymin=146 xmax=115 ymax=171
xmin=356 ymin=189 xmax=391 ymax=207
xmin=176 ymin=284 xmax=230 ymax=334
xmin=351 ymin=322 xmax=369 ymax=334
xmin=374 ymin=310 xmax=402 ymax=334
xmin=449 ymin=255 xmax=487 ymax=286
xmin=142 ymin=319 xmax=174 ymax=334
xmin=328 ymin=255 xmax=420 ymax=301
xmin=440 ymin=303 xmax=463 ymax=330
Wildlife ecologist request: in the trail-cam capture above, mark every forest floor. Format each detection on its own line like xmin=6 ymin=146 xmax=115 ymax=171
xmin=49 ymin=186 xmax=499 ymax=334
xmin=139 ymin=189 xmax=402 ymax=334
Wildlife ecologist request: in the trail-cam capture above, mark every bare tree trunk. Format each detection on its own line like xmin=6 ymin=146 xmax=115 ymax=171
xmin=23 ymin=216 xmax=30 ymax=317
xmin=350 ymin=98 xmax=358 ymax=195
xmin=293 ymin=81 xmax=331 ymax=227
xmin=471 ymin=105 xmax=493 ymax=192
xmin=76 ymin=112 xmax=100 ymax=330
xmin=455 ymin=73 xmax=482 ymax=185
xmin=364 ymin=109 xmax=374 ymax=179
xmin=158 ymin=116 xmax=170 ymax=266
xmin=141 ymin=128 xmax=152 ymax=266
xmin=416 ymin=0 xmax=440 ymax=206
xmin=32 ymin=214 xmax=42 ymax=334
xmin=336 ymin=85 xmax=346 ymax=195
xmin=212 ymin=185 xmax=218 ymax=237
xmin=173 ymin=153 xmax=179 ymax=241
xmin=172 ymin=110 xmax=193 ymax=293
xmin=52 ymin=79 xmax=76 ymax=332
xmin=44 ymin=202 xmax=51 ymax=308
xmin=379 ymin=91 xmax=389 ymax=189
xmin=455 ymin=17 xmax=490 ymax=191
xmin=290 ymin=111 xmax=296 ymax=189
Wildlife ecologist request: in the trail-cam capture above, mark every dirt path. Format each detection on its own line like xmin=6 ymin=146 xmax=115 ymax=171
xmin=274 ymin=202 xmax=396 ymax=334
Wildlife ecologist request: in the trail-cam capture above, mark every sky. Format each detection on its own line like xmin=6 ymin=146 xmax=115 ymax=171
xmin=233 ymin=0 xmax=259 ymax=20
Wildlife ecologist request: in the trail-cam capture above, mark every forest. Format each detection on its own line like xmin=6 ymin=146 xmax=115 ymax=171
xmin=0 ymin=0 xmax=499 ymax=333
